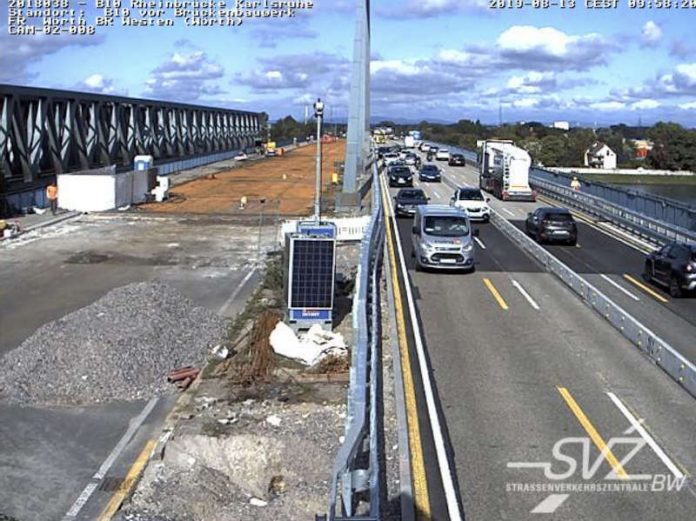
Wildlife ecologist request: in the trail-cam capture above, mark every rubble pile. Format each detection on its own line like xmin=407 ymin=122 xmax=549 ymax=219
xmin=0 ymin=281 xmax=227 ymax=406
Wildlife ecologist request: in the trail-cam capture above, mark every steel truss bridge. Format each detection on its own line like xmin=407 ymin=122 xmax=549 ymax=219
xmin=0 ymin=84 xmax=264 ymax=191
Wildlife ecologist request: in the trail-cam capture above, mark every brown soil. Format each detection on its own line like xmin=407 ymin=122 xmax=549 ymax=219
xmin=140 ymin=141 xmax=346 ymax=216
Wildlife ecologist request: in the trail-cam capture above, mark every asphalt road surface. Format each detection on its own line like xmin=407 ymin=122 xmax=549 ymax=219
xmin=384 ymin=151 xmax=696 ymax=520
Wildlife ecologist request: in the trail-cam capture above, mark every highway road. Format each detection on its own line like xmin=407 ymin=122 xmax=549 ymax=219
xmin=383 ymin=150 xmax=696 ymax=520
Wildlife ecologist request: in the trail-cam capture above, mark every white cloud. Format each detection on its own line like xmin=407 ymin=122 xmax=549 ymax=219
xmin=510 ymin=98 xmax=541 ymax=108
xmin=370 ymin=60 xmax=423 ymax=75
xmin=590 ymin=101 xmax=625 ymax=111
xmin=77 ymin=74 xmax=124 ymax=95
xmin=506 ymin=71 xmax=556 ymax=93
xmin=641 ymin=21 xmax=662 ymax=47
xmin=679 ymin=101 xmax=696 ymax=110
xmin=144 ymin=50 xmax=224 ymax=100
xmin=630 ymin=99 xmax=660 ymax=110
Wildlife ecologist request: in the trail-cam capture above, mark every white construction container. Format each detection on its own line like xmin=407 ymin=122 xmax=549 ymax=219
xmin=58 ymin=167 xmax=150 ymax=212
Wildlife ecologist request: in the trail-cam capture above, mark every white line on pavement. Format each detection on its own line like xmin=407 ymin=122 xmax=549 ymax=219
xmin=432 ymin=189 xmax=441 ymax=198
xmin=599 ymin=274 xmax=640 ymax=302
xmin=511 ymin=279 xmax=540 ymax=310
xmin=531 ymin=494 xmax=570 ymax=514
xmin=501 ymin=208 xmax=516 ymax=217
xmin=218 ymin=268 xmax=257 ymax=316
xmin=62 ymin=397 xmax=159 ymax=519
xmin=606 ymin=392 xmax=685 ymax=479
xmin=474 ymin=237 xmax=486 ymax=249
xmin=383 ymin=176 xmax=463 ymax=521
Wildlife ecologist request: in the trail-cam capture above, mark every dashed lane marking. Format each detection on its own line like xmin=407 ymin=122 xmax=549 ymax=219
xmin=483 ymin=278 xmax=509 ymax=310
xmin=622 ymin=274 xmax=669 ymax=303
xmin=511 ymin=279 xmax=540 ymax=310
xmin=557 ymin=387 xmax=629 ymax=480
xmin=473 ymin=237 xmax=486 ymax=249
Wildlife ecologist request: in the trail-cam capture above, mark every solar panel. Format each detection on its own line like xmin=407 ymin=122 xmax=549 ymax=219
xmin=288 ymin=237 xmax=335 ymax=310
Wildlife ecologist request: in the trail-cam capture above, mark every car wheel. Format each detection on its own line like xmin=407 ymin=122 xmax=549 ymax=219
xmin=535 ymin=231 xmax=544 ymax=244
xmin=483 ymin=216 xmax=490 ymax=224
xmin=642 ymin=262 xmax=652 ymax=282
xmin=669 ymin=276 xmax=682 ymax=298
xmin=568 ymin=239 xmax=577 ymax=246
xmin=414 ymin=261 xmax=422 ymax=272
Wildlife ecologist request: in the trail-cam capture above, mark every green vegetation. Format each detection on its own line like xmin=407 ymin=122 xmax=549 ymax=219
xmin=377 ymin=119 xmax=696 ymax=171
xmin=269 ymin=115 xmax=346 ymax=143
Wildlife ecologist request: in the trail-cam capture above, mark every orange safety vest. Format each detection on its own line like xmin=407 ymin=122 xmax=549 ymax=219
xmin=47 ymin=185 xmax=58 ymax=200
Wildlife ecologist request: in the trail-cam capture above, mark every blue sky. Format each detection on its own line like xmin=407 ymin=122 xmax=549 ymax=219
xmin=2 ymin=0 xmax=696 ymax=126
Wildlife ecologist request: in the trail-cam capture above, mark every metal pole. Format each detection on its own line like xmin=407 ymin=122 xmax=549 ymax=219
xmin=314 ymin=98 xmax=324 ymax=222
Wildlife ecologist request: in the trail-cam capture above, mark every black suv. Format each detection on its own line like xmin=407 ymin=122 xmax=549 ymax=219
xmin=449 ymin=153 xmax=466 ymax=167
xmin=525 ymin=207 xmax=577 ymax=245
xmin=394 ymin=188 xmax=429 ymax=217
xmin=643 ymin=242 xmax=696 ymax=297
xmin=388 ymin=166 xmax=414 ymax=187
xmin=419 ymin=164 xmax=441 ymax=182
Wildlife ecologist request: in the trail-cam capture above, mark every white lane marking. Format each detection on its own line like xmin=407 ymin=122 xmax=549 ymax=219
xmin=218 ymin=267 xmax=257 ymax=316
xmin=474 ymin=237 xmax=486 ymax=249
xmin=511 ymin=279 xmax=540 ymax=310
xmin=606 ymin=392 xmax=685 ymax=479
xmin=383 ymin=177 xmax=463 ymax=521
xmin=599 ymin=274 xmax=640 ymax=302
xmin=432 ymin=189 xmax=441 ymax=198
xmin=62 ymin=397 xmax=159 ymax=519
xmin=531 ymin=493 xmax=570 ymax=514
xmin=502 ymin=208 xmax=516 ymax=217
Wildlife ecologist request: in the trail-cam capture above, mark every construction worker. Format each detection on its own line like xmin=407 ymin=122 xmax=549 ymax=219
xmin=46 ymin=182 xmax=58 ymax=215
xmin=570 ymin=176 xmax=581 ymax=192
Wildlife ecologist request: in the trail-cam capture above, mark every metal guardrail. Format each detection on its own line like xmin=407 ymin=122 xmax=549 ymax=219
xmin=491 ymin=210 xmax=696 ymax=399
xmin=531 ymin=178 xmax=696 ymax=246
xmin=326 ymin=162 xmax=384 ymax=520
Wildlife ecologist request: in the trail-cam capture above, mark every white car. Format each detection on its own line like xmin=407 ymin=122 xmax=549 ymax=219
xmin=383 ymin=152 xmax=401 ymax=166
xmin=234 ymin=152 xmax=248 ymax=161
xmin=450 ymin=187 xmax=491 ymax=222
xmin=436 ymin=149 xmax=450 ymax=161
xmin=420 ymin=143 xmax=431 ymax=152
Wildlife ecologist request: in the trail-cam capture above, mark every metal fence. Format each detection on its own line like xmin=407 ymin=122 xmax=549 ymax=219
xmin=491 ymin=210 xmax=696 ymax=399
xmin=326 ymin=162 xmax=384 ymax=520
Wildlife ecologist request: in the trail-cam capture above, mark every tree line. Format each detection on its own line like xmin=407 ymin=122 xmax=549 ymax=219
xmin=376 ymin=119 xmax=696 ymax=171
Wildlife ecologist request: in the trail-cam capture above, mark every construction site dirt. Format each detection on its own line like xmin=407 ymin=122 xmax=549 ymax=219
xmin=140 ymin=140 xmax=346 ymax=217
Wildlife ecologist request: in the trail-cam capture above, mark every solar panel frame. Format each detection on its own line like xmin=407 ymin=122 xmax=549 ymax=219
xmin=287 ymin=236 xmax=336 ymax=312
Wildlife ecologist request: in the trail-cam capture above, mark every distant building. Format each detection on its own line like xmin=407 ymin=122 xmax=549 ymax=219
xmin=632 ymin=139 xmax=654 ymax=159
xmin=552 ymin=121 xmax=570 ymax=131
xmin=584 ymin=142 xmax=617 ymax=169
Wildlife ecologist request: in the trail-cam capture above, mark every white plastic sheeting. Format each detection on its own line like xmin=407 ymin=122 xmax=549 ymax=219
xmin=269 ymin=322 xmax=347 ymax=366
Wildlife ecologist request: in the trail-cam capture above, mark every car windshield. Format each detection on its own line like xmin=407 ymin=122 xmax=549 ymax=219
xmin=546 ymin=213 xmax=573 ymax=222
xmin=399 ymin=190 xmax=426 ymax=200
xmin=391 ymin=168 xmax=411 ymax=176
xmin=424 ymin=216 xmax=470 ymax=237
xmin=422 ymin=165 xmax=438 ymax=171
xmin=439 ymin=149 xmax=448 ymax=153
xmin=452 ymin=154 xmax=463 ymax=159
xmin=459 ymin=189 xmax=484 ymax=200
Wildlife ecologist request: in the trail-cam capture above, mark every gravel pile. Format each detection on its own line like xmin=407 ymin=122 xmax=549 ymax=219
xmin=0 ymin=281 xmax=228 ymax=406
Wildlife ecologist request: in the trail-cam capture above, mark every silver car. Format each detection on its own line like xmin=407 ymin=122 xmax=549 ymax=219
xmin=411 ymin=205 xmax=478 ymax=271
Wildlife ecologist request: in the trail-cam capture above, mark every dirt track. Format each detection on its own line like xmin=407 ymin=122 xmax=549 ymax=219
xmin=141 ymin=141 xmax=345 ymax=216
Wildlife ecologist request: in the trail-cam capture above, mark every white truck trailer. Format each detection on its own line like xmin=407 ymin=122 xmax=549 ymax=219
xmin=478 ymin=140 xmax=536 ymax=201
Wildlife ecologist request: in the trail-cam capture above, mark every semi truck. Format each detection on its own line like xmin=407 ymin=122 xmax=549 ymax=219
xmin=478 ymin=140 xmax=536 ymax=201
xmin=406 ymin=130 xmax=422 ymax=148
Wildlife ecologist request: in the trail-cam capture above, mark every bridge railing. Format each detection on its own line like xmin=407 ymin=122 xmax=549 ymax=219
xmin=491 ymin=210 xmax=696 ymax=399
xmin=326 ymin=162 xmax=384 ymax=521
